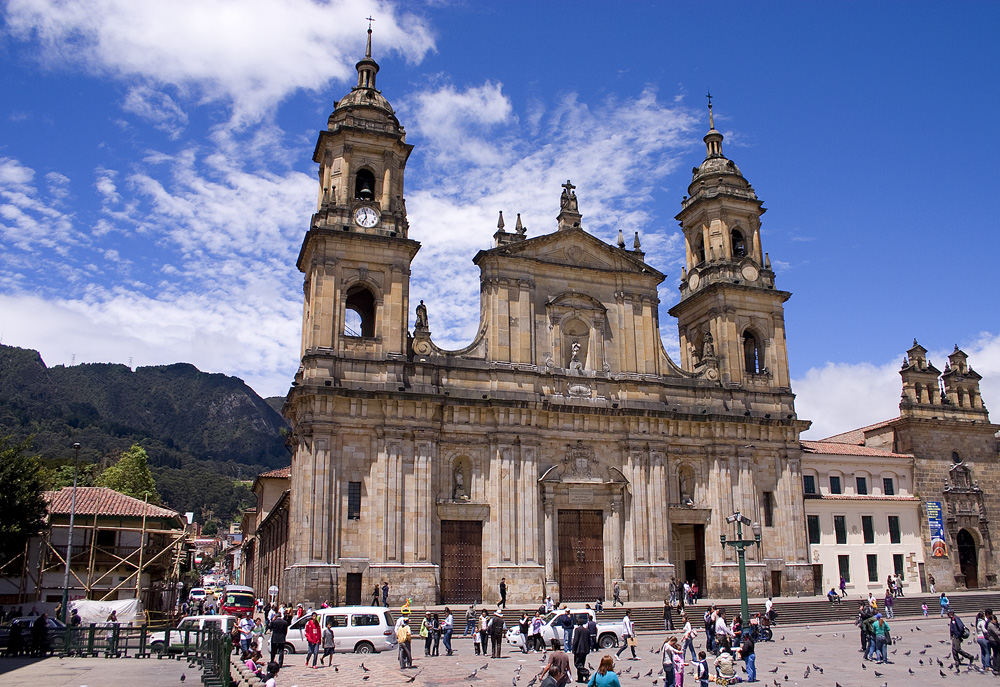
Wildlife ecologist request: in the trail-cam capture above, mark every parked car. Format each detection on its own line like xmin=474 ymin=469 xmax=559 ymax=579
xmin=506 ymin=609 xmax=623 ymax=650
xmin=187 ymin=588 xmax=208 ymax=603
xmin=148 ymin=615 xmax=237 ymax=655
xmin=271 ymin=606 xmax=395 ymax=655
xmin=0 ymin=616 xmax=66 ymax=650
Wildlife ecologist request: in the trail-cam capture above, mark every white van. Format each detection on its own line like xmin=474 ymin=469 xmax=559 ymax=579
xmin=275 ymin=606 xmax=396 ymax=655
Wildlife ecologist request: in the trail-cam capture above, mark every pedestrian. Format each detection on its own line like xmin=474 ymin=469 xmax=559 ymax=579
xmin=6 ymin=621 xmax=22 ymax=657
xmin=555 ymin=608 xmax=573 ymax=652
xmin=694 ymin=651 xmax=710 ymax=687
xmin=500 ymin=577 xmax=508 ymax=609
xmin=896 ymin=573 xmax=905 ymax=597
xmin=443 ymin=607 xmax=454 ymax=656
xmin=872 ymin=613 xmax=890 ymax=664
xmin=714 ymin=607 xmax=734 ymax=654
xmin=420 ymin=612 xmax=432 ymax=655
xmin=31 ymin=614 xmax=49 ymax=658
xmin=239 ymin=612 xmax=254 ymax=653
xmin=984 ymin=610 xmax=1000 ymax=675
xmin=713 ymin=647 xmax=741 ymax=684
xmin=929 ymin=574 xmax=936 ymax=593
xmin=396 ymin=617 xmax=412 ymax=669
xmin=940 ymin=592 xmax=950 ymax=617
xmin=883 ymin=589 xmax=894 ymax=618
xmin=304 ymin=612 xmax=320 ymax=668
xmin=268 ymin=610 xmax=288 ymax=667
xmin=615 ymin=609 xmax=636 ymax=660
xmin=739 ymin=631 xmax=756 ymax=682
xmin=680 ymin=612 xmax=698 ymax=662
xmin=541 ymin=665 xmax=563 ymax=687
xmin=104 ymin=610 xmax=118 ymax=657
xmin=572 ymin=616 xmax=591 ymax=683
xmin=669 ymin=577 xmax=678 ymax=605
xmin=479 ymin=609 xmax=490 ymax=656
xmin=764 ymin=597 xmax=774 ymax=625
xmin=922 ymin=603 xmax=928 ymax=617
xmin=464 ymin=604 xmax=476 ymax=636
xmin=588 ymin=655 xmax=622 ymax=687
xmin=545 ymin=595 xmax=555 ymax=614
xmin=382 ymin=581 xmax=389 ymax=608
xmin=587 ymin=613 xmax=598 ymax=653
xmin=613 ymin=581 xmax=622 ymax=607
xmin=663 ymin=598 xmax=674 ymax=631
xmin=660 ymin=635 xmax=679 ymax=686
xmin=704 ymin=607 xmax=716 ymax=654
xmin=519 ymin=613 xmax=530 ymax=653
xmin=538 ymin=649 xmax=571 ymax=687
xmin=691 ymin=581 xmax=699 ymax=604
xmin=320 ymin=618 xmax=335 ymax=666
xmin=490 ymin=609 xmax=505 ymax=658
xmin=431 ymin=613 xmax=442 ymax=656
xmin=975 ymin=611 xmax=991 ymax=669
xmin=70 ymin=609 xmax=82 ymax=627
xmin=949 ymin=610 xmax=976 ymax=669
xmin=839 ymin=576 xmax=847 ymax=598
xmin=531 ymin=612 xmax=545 ymax=652
xmin=867 ymin=592 xmax=877 ymax=611
xmin=262 ymin=661 xmax=280 ymax=687
xmin=371 ymin=584 xmax=379 ymax=606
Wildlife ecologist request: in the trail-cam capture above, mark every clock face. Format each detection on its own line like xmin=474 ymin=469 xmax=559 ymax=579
xmin=354 ymin=206 xmax=380 ymax=228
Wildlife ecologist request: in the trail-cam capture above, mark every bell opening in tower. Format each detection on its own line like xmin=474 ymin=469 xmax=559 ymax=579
xmin=355 ymin=169 xmax=376 ymax=201
xmin=345 ymin=286 xmax=376 ymax=337
xmin=743 ymin=331 xmax=762 ymax=374
xmin=731 ymin=229 xmax=747 ymax=258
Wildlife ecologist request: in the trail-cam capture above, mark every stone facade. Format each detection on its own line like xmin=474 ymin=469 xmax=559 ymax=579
xmin=278 ymin=32 xmax=815 ymax=607
xmin=822 ymin=342 xmax=1000 ymax=591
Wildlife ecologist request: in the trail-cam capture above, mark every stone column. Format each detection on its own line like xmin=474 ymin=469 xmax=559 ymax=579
xmin=543 ymin=491 xmax=556 ymax=586
xmin=611 ymin=492 xmax=624 ymax=579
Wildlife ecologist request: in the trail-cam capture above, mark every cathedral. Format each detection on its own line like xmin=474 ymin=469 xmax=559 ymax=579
xmin=278 ymin=28 xmax=816 ymax=606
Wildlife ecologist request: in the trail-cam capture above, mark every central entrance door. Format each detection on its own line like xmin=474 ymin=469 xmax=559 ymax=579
xmin=441 ymin=520 xmax=483 ymax=603
xmin=558 ymin=509 xmax=604 ymax=602
xmin=958 ymin=528 xmax=979 ymax=588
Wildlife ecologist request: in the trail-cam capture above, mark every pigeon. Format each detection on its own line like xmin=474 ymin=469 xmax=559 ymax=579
xmin=784 ymin=676 xmax=789 ymax=681
xmin=836 ymin=683 xmax=844 ymax=687
xmin=920 ymin=649 xmax=927 ymax=654
xmin=905 ymin=650 xmax=911 ymax=656
xmin=361 ymin=663 xmax=370 ymax=672
xmin=909 ymin=668 xmax=915 ymax=674
xmin=920 ymin=659 xmax=924 ymax=665
xmin=916 ymin=626 xmax=922 ymax=631
xmin=631 ymin=673 xmax=640 ymax=680
xmin=526 ymin=677 xmax=537 ymax=687
xmin=180 ymin=676 xmax=185 ymax=683
xmin=940 ymin=669 xmax=947 ymax=677
xmin=645 ymin=670 xmax=653 ymax=677
xmin=937 ymin=658 xmax=944 ymax=667
xmin=362 ymin=677 xmax=370 ymax=682
xmin=467 ymin=669 xmax=478 ymax=679
xmin=482 ymin=663 xmax=490 ymax=670
xmin=875 ymin=671 xmax=884 ymax=677
xmin=624 ymin=667 xmax=632 ymax=674
xmin=769 ymin=667 xmax=779 ymax=673
xmin=512 ymin=678 xmax=517 ymax=686
xmin=780 ymin=636 xmax=785 ymax=641
xmin=801 ymin=647 xmax=808 ymax=653
xmin=815 ymin=634 xmax=822 ymax=638
xmin=862 ymin=664 xmax=867 ymax=670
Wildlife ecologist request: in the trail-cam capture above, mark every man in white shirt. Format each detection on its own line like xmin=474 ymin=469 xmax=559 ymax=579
xmin=714 ymin=608 xmax=735 ymax=653
xmin=615 ymin=610 xmax=638 ymax=660
xmin=442 ymin=608 xmax=454 ymax=656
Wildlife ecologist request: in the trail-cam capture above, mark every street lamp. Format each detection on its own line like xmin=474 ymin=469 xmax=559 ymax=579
xmin=720 ymin=510 xmax=762 ymax=637
xmin=60 ymin=442 xmax=81 ymax=623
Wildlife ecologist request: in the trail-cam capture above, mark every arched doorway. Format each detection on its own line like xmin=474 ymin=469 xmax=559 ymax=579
xmin=957 ymin=529 xmax=979 ymax=588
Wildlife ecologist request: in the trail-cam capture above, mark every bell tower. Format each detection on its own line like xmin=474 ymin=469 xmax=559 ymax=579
xmin=295 ymin=25 xmax=419 ymax=360
xmin=668 ymin=99 xmax=792 ymax=389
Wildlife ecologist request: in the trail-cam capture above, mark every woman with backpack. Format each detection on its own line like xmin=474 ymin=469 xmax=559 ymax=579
xmin=872 ymin=613 xmax=890 ymax=664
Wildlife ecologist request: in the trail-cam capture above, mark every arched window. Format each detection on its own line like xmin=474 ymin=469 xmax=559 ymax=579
xmin=345 ymin=285 xmax=376 ymax=337
xmin=743 ymin=331 xmax=762 ymax=374
xmin=692 ymin=236 xmax=706 ymax=265
xmin=731 ymin=229 xmax=747 ymax=258
xmin=354 ymin=169 xmax=376 ymax=200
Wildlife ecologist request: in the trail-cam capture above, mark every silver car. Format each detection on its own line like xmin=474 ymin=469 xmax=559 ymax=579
xmin=271 ymin=606 xmax=396 ymax=655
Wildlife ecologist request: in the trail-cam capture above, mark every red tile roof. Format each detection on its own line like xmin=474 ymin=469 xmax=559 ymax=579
xmin=801 ymin=440 xmax=912 ymax=459
xmin=808 ymin=494 xmax=919 ymax=502
xmin=45 ymin=487 xmax=180 ymax=519
xmin=819 ymin=417 xmax=900 ymax=445
xmin=257 ymin=466 xmax=290 ymax=479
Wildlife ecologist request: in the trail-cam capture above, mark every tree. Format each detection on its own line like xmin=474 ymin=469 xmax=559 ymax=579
xmin=0 ymin=436 xmax=48 ymax=565
xmin=96 ymin=444 xmax=161 ymax=503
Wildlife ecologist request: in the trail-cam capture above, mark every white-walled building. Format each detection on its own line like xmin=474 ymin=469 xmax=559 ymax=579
xmin=801 ymin=441 xmax=924 ymax=596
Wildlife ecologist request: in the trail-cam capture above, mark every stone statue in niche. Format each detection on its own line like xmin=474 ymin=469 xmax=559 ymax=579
xmin=453 ymin=467 xmax=468 ymax=500
xmin=679 ymin=470 xmax=693 ymax=503
xmin=570 ymin=339 xmax=582 ymax=370
xmin=702 ymin=331 xmax=715 ymax=358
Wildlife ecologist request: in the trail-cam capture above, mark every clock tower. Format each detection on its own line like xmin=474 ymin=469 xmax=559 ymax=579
xmin=295 ymin=25 xmax=419 ymax=359
xmin=668 ymin=101 xmax=793 ymax=392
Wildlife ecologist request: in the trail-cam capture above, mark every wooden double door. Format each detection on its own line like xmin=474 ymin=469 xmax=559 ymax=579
xmin=440 ymin=520 xmax=483 ymax=603
xmin=558 ymin=509 xmax=605 ymax=602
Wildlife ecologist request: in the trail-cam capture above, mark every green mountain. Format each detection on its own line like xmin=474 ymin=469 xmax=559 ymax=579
xmin=0 ymin=344 xmax=290 ymax=524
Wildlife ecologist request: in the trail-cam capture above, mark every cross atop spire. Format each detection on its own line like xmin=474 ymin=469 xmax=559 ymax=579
xmin=706 ymin=89 xmax=716 ymax=131
xmin=365 ymin=16 xmax=375 ymax=58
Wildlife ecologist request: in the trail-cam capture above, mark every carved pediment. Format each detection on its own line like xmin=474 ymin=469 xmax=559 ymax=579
xmin=536 ymin=246 xmax=614 ymax=270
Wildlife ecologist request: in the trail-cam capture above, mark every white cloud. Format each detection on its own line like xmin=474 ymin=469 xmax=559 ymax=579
xmin=122 ymin=85 xmax=189 ymax=139
xmin=0 ymin=156 xmax=77 ymax=253
xmin=794 ymin=333 xmax=1000 ymax=440
xmin=4 ymin=0 xmax=436 ymax=123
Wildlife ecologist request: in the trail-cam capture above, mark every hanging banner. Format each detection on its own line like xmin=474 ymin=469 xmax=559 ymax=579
xmin=927 ymin=501 xmax=947 ymax=557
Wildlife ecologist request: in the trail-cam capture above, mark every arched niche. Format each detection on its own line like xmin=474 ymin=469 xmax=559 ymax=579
xmin=451 ymin=456 xmax=472 ymax=501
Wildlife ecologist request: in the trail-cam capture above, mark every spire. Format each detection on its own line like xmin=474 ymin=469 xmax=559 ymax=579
xmin=497 ymin=210 xmax=505 ymax=231
xmin=704 ymin=90 xmax=724 ymax=158
xmin=365 ymin=16 xmax=374 ymax=58
xmin=515 ymin=213 xmax=525 ymax=235
xmin=707 ymin=89 xmax=716 ymax=131
xmin=355 ymin=20 xmax=379 ymax=89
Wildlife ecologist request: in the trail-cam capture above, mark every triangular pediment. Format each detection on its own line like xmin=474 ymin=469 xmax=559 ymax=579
xmin=473 ymin=227 xmax=664 ymax=279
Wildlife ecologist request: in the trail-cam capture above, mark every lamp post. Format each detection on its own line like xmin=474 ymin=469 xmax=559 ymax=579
xmin=720 ymin=510 xmax=762 ymax=637
xmin=60 ymin=442 xmax=81 ymax=623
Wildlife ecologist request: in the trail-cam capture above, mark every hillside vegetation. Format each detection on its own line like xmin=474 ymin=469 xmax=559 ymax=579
xmin=0 ymin=344 xmax=290 ymax=526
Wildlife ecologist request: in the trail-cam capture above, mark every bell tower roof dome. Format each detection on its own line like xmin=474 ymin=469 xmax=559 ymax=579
xmin=332 ymin=24 xmax=397 ymax=119
xmin=687 ymin=95 xmax=751 ymax=196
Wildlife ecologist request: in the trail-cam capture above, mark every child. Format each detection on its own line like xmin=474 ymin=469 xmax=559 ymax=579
xmin=922 ymin=603 xmax=928 ymax=618
xmin=695 ymin=650 xmax=709 ymax=687
xmin=673 ymin=641 xmax=685 ymax=687
xmin=320 ymin=619 xmax=336 ymax=666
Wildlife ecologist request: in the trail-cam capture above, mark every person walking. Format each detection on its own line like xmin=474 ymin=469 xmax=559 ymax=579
xmin=669 ymin=577 xmax=678 ymax=606
xmin=382 ymin=581 xmax=390 ymax=608
xmin=940 ymin=592 xmax=950 ymax=617
xmin=555 ymin=608 xmax=573 ymax=652
xmin=660 ymin=635 xmax=680 ymax=686
xmin=268 ymin=610 xmax=288 ymax=667
xmin=499 ymin=578 xmax=508 ymax=609
xmin=615 ymin=610 xmax=637 ymax=660
xmin=739 ymin=631 xmax=756 ymax=682
xmin=985 ymin=610 xmax=1000 ymax=675
xmin=371 ymin=584 xmax=379 ymax=606
xmin=320 ymin=618 xmax=336 ymax=666
xmin=613 ymin=581 xmax=622 ymax=607
xmin=680 ymin=612 xmax=698 ymax=662
xmin=304 ymin=612 xmax=321 ymax=668
xmin=431 ymin=613 xmax=442 ymax=656
xmin=714 ymin=608 xmax=734 ymax=655
xmin=588 ymin=655 xmax=623 ymax=687
xmin=872 ymin=613 xmax=890 ymax=664
xmin=518 ymin=613 xmax=530 ymax=654
xmin=479 ymin=609 xmax=491 ymax=656
xmin=975 ymin=611 xmax=991 ymax=669
xmin=929 ymin=575 xmax=936 ymax=593
xmin=239 ymin=613 xmax=254 ymax=654
xmin=572 ymin=617 xmax=591 ymax=683
xmin=464 ymin=604 xmax=476 ymax=637
xmin=443 ymin=607 xmax=454 ymax=656
xmin=949 ymin=610 xmax=976 ymax=669
xmin=883 ymin=589 xmax=894 ymax=619
xmin=396 ymin=617 xmax=412 ymax=669
xmin=839 ymin=576 xmax=847 ymax=598
xmin=538 ymin=649 xmax=572 ymax=687
xmin=531 ymin=612 xmax=545 ymax=652
xmin=490 ymin=609 xmax=505 ymax=659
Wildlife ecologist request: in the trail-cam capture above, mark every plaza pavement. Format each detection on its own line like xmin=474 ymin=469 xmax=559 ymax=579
xmin=6 ymin=614 xmax=995 ymax=687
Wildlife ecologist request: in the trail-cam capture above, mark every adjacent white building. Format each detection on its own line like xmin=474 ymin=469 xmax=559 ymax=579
xmin=801 ymin=441 xmax=924 ymax=596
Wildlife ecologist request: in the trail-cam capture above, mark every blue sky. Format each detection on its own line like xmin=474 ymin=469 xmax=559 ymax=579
xmin=1 ymin=0 xmax=997 ymax=438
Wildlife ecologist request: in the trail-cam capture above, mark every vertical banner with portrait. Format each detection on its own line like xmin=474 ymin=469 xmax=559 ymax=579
xmin=927 ymin=501 xmax=947 ymax=557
